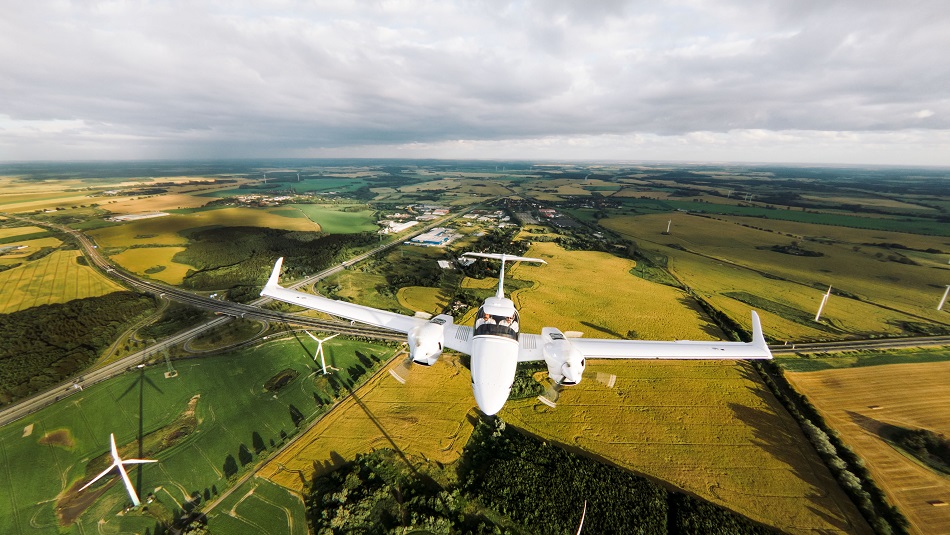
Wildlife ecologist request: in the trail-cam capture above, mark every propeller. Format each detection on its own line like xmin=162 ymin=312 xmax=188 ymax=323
xmin=388 ymin=350 xmax=414 ymax=384
xmin=536 ymin=372 xmax=617 ymax=408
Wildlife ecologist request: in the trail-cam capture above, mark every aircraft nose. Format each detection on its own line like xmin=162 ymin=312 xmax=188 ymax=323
xmin=473 ymin=383 xmax=508 ymax=416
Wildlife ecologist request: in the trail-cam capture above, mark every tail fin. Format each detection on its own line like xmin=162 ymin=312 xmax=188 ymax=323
xmin=263 ymin=257 xmax=284 ymax=293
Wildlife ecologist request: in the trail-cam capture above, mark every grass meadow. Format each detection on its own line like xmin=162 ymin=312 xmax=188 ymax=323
xmin=0 ymin=335 xmax=394 ymax=534
xmin=787 ymin=360 xmax=950 ymax=534
xmin=288 ymin=204 xmax=378 ymax=234
xmin=0 ymin=250 xmax=125 ymax=314
xmin=502 ymin=359 xmax=872 ymax=535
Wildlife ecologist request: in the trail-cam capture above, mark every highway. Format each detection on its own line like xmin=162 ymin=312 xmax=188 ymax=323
xmin=0 ymin=209 xmax=474 ymax=427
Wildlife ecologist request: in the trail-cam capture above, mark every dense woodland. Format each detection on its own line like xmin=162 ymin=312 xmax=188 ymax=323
xmin=0 ymin=292 xmax=156 ymax=404
xmin=171 ymin=227 xmax=377 ymax=301
xmin=308 ymin=418 xmax=776 ymax=534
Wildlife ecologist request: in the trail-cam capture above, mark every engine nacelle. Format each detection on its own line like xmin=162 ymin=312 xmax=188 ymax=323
xmin=541 ymin=327 xmax=586 ymax=385
xmin=407 ymin=315 xmax=451 ymax=365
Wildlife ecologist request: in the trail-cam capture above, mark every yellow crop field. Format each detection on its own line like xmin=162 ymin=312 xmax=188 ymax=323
xmin=600 ymin=213 xmax=948 ymax=339
xmin=460 ymin=276 xmax=497 ymax=290
xmin=260 ymin=352 xmax=478 ymax=493
xmin=90 ymin=207 xmax=322 ymax=248
xmin=502 ymin=360 xmax=871 ymax=534
xmin=396 ymin=286 xmax=448 ymax=315
xmin=0 ymin=250 xmax=124 ymax=313
xmin=105 ymin=192 xmax=218 ymax=214
xmin=0 ymin=225 xmax=46 ymax=240
xmin=110 ymin=247 xmax=195 ymax=285
xmin=509 ymin=241 xmax=720 ymax=340
xmin=787 ymin=362 xmax=950 ymax=535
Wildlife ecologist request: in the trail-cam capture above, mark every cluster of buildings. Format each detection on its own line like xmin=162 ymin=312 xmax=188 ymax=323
xmin=379 ymin=205 xmax=451 ymax=234
xmin=407 ymin=227 xmax=460 ymax=247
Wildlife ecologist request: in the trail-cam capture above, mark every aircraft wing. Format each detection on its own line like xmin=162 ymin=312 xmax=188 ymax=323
xmin=261 ymin=258 xmax=474 ymax=354
xmin=517 ymin=311 xmax=772 ymax=361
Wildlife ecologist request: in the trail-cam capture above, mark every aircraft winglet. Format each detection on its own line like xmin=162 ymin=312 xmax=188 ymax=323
xmin=264 ymin=257 xmax=284 ymax=292
xmin=750 ymin=311 xmax=771 ymax=356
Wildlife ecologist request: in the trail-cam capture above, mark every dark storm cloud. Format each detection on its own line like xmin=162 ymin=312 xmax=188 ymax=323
xmin=1 ymin=0 xmax=948 ymax=163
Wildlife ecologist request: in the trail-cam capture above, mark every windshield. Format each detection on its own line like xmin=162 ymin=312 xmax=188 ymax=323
xmin=473 ymin=307 xmax=519 ymax=340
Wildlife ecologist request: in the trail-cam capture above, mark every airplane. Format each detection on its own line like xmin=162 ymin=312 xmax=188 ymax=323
xmin=78 ymin=433 xmax=157 ymax=506
xmin=261 ymin=252 xmax=772 ymax=416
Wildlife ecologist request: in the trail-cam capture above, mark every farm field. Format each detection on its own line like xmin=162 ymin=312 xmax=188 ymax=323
xmin=0 ymin=250 xmax=124 ymax=313
xmin=206 ymin=476 xmax=308 ymax=535
xmin=109 ymin=247 xmax=195 ymax=285
xmin=787 ymin=361 xmax=950 ymax=535
xmin=90 ymin=206 xmax=323 ymax=249
xmin=396 ymin=285 xmax=448 ymax=315
xmin=0 ymin=225 xmax=47 ymax=240
xmin=0 ymin=335 xmax=393 ymax=534
xmin=509 ymin=241 xmax=723 ymax=340
xmin=502 ymin=360 xmax=872 ymax=534
xmin=600 ymin=213 xmax=949 ymax=340
xmin=288 ymin=203 xmax=378 ymax=234
xmin=260 ymin=351 xmax=477 ymax=494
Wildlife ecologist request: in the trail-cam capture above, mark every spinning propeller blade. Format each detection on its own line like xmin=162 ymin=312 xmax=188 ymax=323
xmin=388 ymin=353 xmax=414 ymax=384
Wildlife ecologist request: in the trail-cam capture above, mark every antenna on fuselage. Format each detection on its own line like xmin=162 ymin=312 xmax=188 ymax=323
xmin=461 ymin=252 xmax=546 ymax=298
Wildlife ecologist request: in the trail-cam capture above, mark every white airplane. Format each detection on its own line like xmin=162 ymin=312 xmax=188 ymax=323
xmin=78 ymin=433 xmax=157 ymax=506
xmin=261 ymin=253 xmax=772 ymax=415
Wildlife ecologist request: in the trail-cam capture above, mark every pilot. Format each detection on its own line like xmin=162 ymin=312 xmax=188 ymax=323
xmin=475 ymin=313 xmax=496 ymax=329
xmin=499 ymin=315 xmax=519 ymax=332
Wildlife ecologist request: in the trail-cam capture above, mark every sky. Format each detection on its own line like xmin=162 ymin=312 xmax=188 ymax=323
xmin=1 ymin=0 xmax=949 ymax=165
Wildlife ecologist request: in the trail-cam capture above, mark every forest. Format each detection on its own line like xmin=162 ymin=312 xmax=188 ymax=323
xmin=307 ymin=417 xmax=777 ymax=534
xmin=171 ymin=227 xmax=377 ymax=300
xmin=0 ymin=292 xmax=156 ymax=404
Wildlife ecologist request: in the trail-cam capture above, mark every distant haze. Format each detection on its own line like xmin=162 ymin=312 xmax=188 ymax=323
xmin=1 ymin=1 xmax=949 ymax=166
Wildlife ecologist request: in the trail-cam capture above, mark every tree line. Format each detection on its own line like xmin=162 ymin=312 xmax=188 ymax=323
xmin=0 ymin=292 xmax=156 ymax=405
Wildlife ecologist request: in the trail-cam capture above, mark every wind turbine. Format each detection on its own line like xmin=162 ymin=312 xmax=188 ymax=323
xmin=79 ymin=433 xmax=157 ymax=506
xmin=305 ymin=332 xmax=338 ymax=375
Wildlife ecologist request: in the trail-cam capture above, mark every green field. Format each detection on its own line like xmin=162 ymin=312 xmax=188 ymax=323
xmin=776 ymin=347 xmax=950 ymax=372
xmin=288 ymin=204 xmax=378 ymax=234
xmin=0 ymin=335 xmax=394 ymax=534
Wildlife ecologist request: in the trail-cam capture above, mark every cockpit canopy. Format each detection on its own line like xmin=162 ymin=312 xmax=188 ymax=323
xmin=474 ymin=297 xmax=520 ymax=340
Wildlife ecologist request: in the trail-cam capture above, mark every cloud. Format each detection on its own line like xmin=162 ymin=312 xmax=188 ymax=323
xmin=1 ymin=0 xmax=949 ymax=164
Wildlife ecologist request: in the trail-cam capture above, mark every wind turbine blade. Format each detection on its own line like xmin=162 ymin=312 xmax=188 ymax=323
xmin=322 ymin=333 xmax=339 ymax=342
xmin=78 ymin=464 xmax=118 ymax=492
xmin=122 ymin=459 xmax=158 ymax=465
xmin=305 ymin=331 xmax=319 ymax=342
xmin=109 ymin=433 xmax=121 ymax=462
xmin=576 ymin=500 xmax=587 ymax=535
xmin=115 ymin=462 xmax=142 ymax=506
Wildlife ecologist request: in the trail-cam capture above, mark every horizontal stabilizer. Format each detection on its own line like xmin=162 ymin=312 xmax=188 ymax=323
xmin=462 ymin=252 xmax=546 ymax=264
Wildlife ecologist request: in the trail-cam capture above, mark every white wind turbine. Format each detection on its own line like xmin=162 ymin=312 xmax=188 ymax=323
xmin=306 ymin=332 xmax=339 ymax=375
xmin=79 ymin=433 xmax=157 ymax=506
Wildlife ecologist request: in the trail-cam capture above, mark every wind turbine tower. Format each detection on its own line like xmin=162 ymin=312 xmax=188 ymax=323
xmin=79 ymin=433 xmax=157 ymax=506
xmin=815 ymin=286 xmax=832 ymax=321
xmin=306 ymin=332 xmax=339 ymax=375
xmin=665 ymin=219 xmax=672 ymax=234
xmin=938 ymin=285 xmax=950 ymax=311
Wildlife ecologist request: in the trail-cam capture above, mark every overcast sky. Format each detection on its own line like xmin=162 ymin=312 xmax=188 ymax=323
xmin=2 ymin=0 xmax=949 ymax=165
